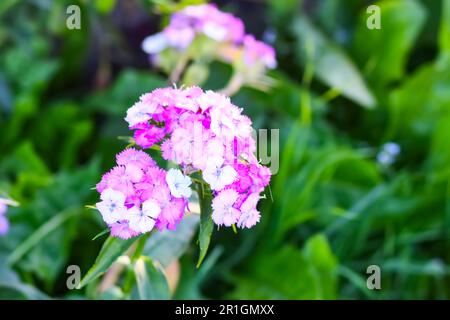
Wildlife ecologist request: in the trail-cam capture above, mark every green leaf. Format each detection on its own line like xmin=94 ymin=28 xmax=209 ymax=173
xmin=0 ymin=263 xmax=49 ymax=299
xmin=230 ymin=234 xmax=338 ymax=299
xmin=144 ymin=214 xmax=199 ymax=268
xmin=92 ymin=229 xmax=110 ymax=241
xmin=429 ymin=112 xmax=450 ymax=170
xmin=0 ymin=282 xmax=49 ymax=300
xmin=78 ymin=235 xmax=139 ymax=289
xmin=7 ymin=208 xmax=78 ymax=266
xmin=4 ymin=160 xmax=100 ymax=287
xmin=196 ymin=187 xmax=213 ymax=268
xmin=133 ymin=257 xmax=170 ymax=300
xmin=292 ymin=17 xmax=376 ymax=108
xmin=94 ymin=0 xmax=116 ymax=13
xmin=387 ymin=57 xmax=450 ymax=140
xmin=182 ymin=62 xmax=210 ymax=86
xmin=353 ymin=0 xmax=426 ymax=85
xmin=302 ymin=234 xmax=338 ymax=299
xmin=440 ymin=0 xmax=450 ymax=55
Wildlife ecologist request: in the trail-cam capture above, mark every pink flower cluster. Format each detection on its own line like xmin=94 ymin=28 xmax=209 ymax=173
xmin=96 ymin=148 xmax=190 ymax=239
xmin=142 ymin=4 xmax=276 ymax=70
xmin=96 ymin=86 xmax=271 ymax=238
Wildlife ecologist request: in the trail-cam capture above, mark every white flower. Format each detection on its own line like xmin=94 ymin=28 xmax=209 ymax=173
xmin=202 ymin=22 xmax=227 ymax=41
xmin=166 ymin=169 xmax=192 ymax=198
xmin=141 ymin=32 xmax=169 ymax=54
xmin=124 ymin=101 xmax=151 ymax=127
xmin=203 ymin=159 xmax=237 ymax=191
xmin=96 ymin=188 xmax=127 ymax=224
xmin=128 ymin=199 xmax=161 ymax=233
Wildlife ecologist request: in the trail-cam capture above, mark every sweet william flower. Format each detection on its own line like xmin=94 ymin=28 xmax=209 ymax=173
xmin=96 ymin=165 xmax=141 ymax=196
xmin=141 ymin=32 xmax=170 ymax=54
xmin=110 ymin=221 xmax=140 ymax=239
xmin=142 ymin=4 xmax=245 ymax=55
xmin=128 ymin=199 xmax=161 ymax=233
xmin=166 ymin=169 xmax=192 ymax=198
xmin=133 ymin=123 xmax=166 ymax=148
xmin=116 ymin=148 xmax=156 ymax=169
xmin=243 ymin=35 xmax=277 ymax=69
xmin=212 ymin=189 xmax=241 ymax=226
xmin=125 ymin=101 xmax=153 ymax=127
xmin=96 ymin=188 xmax=128 ymax=224
xmin=237 ymin=193 xmax=261 ymax=228
xmin=154 ymin=191 xmax=187 ymax=231
xmin=203 ymin=159 xmax=237 ymax=191
xmin=141 ymin=4 xmax=275 ymax=92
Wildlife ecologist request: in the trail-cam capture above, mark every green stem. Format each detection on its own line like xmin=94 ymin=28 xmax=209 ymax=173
xmin=219 ymin=72 xmax=244 ymax=97
xmin=122 ymin=233 xmax=150 ymax=294
xmin=169 ymin=52 xmax=191 ymax=84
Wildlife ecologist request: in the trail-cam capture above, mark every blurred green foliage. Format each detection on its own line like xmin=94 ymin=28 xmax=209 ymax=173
xmin=0 ymin=0 xmax=449 ymax=300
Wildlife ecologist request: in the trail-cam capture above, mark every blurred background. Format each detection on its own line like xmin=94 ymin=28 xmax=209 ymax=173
xmin=1 ymin=0 xmax=449 ymax=299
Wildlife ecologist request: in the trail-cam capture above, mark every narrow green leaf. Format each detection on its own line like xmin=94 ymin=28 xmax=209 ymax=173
xmin=0 ymin=282 xmax=50 ymax=300
xmin=196 ymin=187 xmax=213 ymax=268
xmin=440 ymin=0 xmax=450 ymax=54
xmin=134 ymin=257 xmax=170 ymax=300
xmin=77 ymin=235 xmax=139 ymax=289
xmin=7 ymin=208 xmax=78 ymax=266
xmin=292 ymin=17 xmax=376 ymax=108
xmin=91 ymin=228 xmax=110 ymax=241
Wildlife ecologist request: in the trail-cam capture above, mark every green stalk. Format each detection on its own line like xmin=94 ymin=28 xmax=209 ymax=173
xmin=122 ymin=232 xmax=150 ymax=294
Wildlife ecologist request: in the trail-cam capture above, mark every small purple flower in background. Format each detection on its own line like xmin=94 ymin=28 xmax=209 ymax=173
xmin=95 ymin=86 xmax=271 ymax=239
xmin=0 ymin=197 xmax=19 ymax=236
xmin=0 ymin=202 xmax=9 ymax=236
xmin=377 ymin=142 xmax=401 ymax=166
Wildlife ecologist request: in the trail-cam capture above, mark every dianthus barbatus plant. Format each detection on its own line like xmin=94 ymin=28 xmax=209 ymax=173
xmin=95 ymin=86 xmax=271 ymax=241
